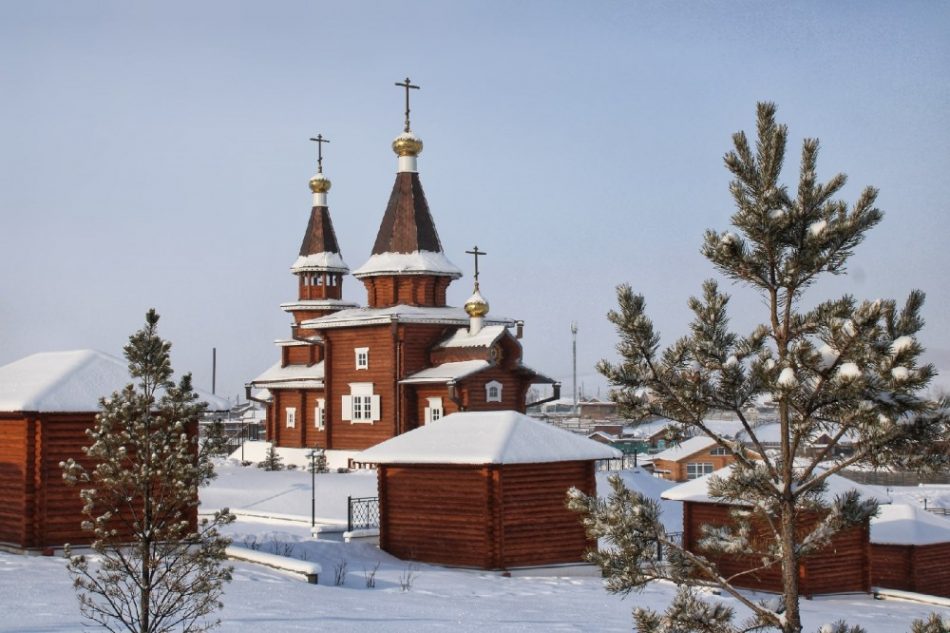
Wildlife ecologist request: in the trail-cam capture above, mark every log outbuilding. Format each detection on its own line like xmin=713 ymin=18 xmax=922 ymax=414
xmin=662 ymin=465 xmax=889 ymax=596
xmin=0 ymin=350 xmax=226 ymax=551
xmin=358 ymin=410 xmax=620 ymax=570
xmin=870 ymin=503 xmax=950 ymax=598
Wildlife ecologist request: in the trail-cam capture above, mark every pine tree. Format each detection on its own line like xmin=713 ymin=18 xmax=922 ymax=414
xmin=257 ymin=444 xmax=284 ymax=471
xmin=568 ymin=103 xmax=948 ymax=633
xmin=62 ymin=309 xmax=235 ymax=633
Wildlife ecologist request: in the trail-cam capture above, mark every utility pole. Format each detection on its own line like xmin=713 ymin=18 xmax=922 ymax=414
xmin=571 ymin=321 xmax=578 ymax=415
xmin=212 ymin=347 xmax=217 ymax=395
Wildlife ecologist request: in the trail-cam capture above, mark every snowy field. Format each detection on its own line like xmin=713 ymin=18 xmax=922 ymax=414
xmin=0 ymin=459 xmax=947 ymax=632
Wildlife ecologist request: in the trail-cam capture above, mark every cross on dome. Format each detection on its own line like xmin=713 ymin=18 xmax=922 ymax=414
xmin=395 ymin=77 xmax=420 ymax=133
xmin=466 ymin=245 xmax=487 ymax=287
xmin=309 ymin=134 xmax=330 ymax=173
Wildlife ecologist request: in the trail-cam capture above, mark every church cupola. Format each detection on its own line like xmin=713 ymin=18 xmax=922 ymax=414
xmin=463 ymin=245 xmax=490 ymax=335
xmin=282 ymin=134 xmax=357 ymax=329
xmin=352 ymin=78 xmax=462 ymax=308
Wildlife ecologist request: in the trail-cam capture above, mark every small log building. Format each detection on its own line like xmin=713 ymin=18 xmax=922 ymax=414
xmin=662 ymin=465 xmax=889 ymax=596
xmin=651 ymin=436 xmax=737 ymax=482
xmin=870 ymin=503 xmax=950 ymax=598
xmin=359 ymin=410 xmax=620 ymax=570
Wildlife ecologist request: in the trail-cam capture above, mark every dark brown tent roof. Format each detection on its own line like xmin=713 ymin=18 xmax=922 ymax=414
xmin=299 ymin=206 xmax=343 ymax=256
xmin=371 ymin=172 xmax=443 ymax=255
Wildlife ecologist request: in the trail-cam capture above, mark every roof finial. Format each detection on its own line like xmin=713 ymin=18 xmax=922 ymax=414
xmin=309 ymin=134 xmax=330 ymax=173
xmin=464 ymin=245 xmax=489 ymax=322
xmin=465 ymin=245 xmax=487 ymax=290
xmin=395 ymin=77 xmax=420 ymax=133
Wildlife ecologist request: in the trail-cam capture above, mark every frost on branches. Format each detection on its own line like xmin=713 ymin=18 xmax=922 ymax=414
xmin=570 ymin=103 xmax=949 ymax=633
xmin=61 ymin=309 xmax=235 ymax=633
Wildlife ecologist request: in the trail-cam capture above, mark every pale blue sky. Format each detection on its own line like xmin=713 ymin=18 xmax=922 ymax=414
xmin=2 ymin=2 xmax=948 ymax=401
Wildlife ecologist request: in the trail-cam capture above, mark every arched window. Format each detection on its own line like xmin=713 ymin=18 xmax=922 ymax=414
xmin=485 ymin=380 xmax=503 ymax=403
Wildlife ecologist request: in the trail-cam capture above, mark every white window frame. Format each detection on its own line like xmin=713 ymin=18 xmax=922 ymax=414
xmin=341 ymin=382 xmax=380 ymax=424
xmin=709 ymin=446 xmax=729 ymax=456
xmin=355 ymin=347 xmax=369 ymax=370
xmin=686 ymin=462 xmax=714 ymax=480
xmin=285 ymin=406 xmax=297 ymax=429
xmin=314 ymin=398 xmax=325 ymax=430
xmin=485 ymin=380 xmax=503 ymax=403
xmin=424 ymin=396 xmax=444 ymax=423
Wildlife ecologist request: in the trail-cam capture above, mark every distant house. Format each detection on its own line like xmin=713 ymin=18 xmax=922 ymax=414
xmin=651 ymin=436 xmax=736 ymax=482
xmin=662 ymin=465 xmax=889 ymax=596
xmin=870 ymin=504 xmax=950 ymax=598
xmin=0 ymin=350 xmax=227 ymax=551
xmin=359 ymin=410 xmax=619 ymax=570
xmin=587 ymin=430 xmax=648 ymax=456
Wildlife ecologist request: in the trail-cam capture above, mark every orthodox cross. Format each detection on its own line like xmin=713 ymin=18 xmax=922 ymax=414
xmin=309 ymin=134 xmax=330 ymax=173
xmin=466 ymin=245 xmax=487 ymax=286
xmin=394 ymin=77 xmax=420 ymax=132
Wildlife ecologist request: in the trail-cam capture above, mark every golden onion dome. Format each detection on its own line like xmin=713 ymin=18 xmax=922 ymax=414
xmin=464 ymin=288 xmax=489 ymax=318
xmin=392 ymin=131 xmax=423 ymax=157
xmin=309 ymin=172 xmax=332 ymax=194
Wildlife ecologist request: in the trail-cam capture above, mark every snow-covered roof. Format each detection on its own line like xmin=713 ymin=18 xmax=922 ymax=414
xmin=736 ymin=422 xmax=859 ymax=445
xmin=661 ymin=464 xmax=891 ymax=505
xmin=352 ymin=250 xmax=462 ymax=279
xmin=621 ymin=419 xmax=674 ymax=438
xmin=358 ymin=410 xmax=621 ymax=465
xmin=435 ymin=325 xmax=506 ymax=349
xmin=280 ymin=299 xmax=358 ymax=313
xmin=301 ymin=305 xmax=514 ymax=330
xmin=0 ymin=349 xmax=230 ymax=413
xmin=290 ymin=252 xmax=349 ymax=274
xmin=871 ymin=504 xmax=950 ymax=546
xmin=399 ymin=360 xmax=490 ymax=384
xmin=652 ymin=436 xmax=717 ymax=462
xmin=250 ymin=361 xmax=325 ymax=390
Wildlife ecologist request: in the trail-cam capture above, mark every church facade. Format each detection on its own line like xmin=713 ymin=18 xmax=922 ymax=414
xmin=249 ymin=87 xmax=558 ymax=452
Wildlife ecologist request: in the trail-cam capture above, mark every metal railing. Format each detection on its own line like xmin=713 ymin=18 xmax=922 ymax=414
xmin=347 ymin=496 xmax=380 ymax=532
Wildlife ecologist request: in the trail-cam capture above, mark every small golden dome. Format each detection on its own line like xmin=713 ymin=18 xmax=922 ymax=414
xmin=392 ymin=131 xmax=423 ymax=157
xmin=464 ymin=288 xmax=489 ymax=318
xmin=309 ymin=173 xmax=332 ymax=194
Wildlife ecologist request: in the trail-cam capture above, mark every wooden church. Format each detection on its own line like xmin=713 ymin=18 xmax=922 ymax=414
xmin=249 ymin=81 xmax=558 ymax=452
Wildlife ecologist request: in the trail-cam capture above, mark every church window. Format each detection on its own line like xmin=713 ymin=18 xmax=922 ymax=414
xmin=485 ymin=380 xmax=503 ymax=403
xmin=424 ymin=396 xmax=443 ymax=423
xmin=341 ymin=383 xmax=380 ymax=424
xmin=355 ymin=347 xmax=369 ymax=370
xmin=285 ymin=407 xmax=297 ymax=429
xmin=315 ymin=399 xmax=325 ymax=430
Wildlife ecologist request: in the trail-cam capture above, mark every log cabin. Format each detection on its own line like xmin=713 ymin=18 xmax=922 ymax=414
xmin=0 ymin=349 xmax=226 ymax=552
xmin=651 ymin=436 xmax=737 ymax=482
xmin=661 ymin=465 xmax=890 ymax=596
xmin=249 ymin=98 xmax=558 ymax=452
xmin=870 ymin=503 xmax=950 ymax=598
xmin=358 ymin=410 xmax=620 ymax=570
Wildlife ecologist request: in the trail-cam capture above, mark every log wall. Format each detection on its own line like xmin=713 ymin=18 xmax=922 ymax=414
xmin=0 ymin=416 xmax=28 ymax=547
xmin=871 ymin=542 xmax=950 ymax=597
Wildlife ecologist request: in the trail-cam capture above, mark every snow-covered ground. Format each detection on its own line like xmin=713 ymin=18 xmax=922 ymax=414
xmin=1 ymin=459 xmax=947 ymax=632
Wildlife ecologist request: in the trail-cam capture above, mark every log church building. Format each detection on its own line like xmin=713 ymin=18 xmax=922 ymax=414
xmin=249 ymin=80 xmax=558 ymax=452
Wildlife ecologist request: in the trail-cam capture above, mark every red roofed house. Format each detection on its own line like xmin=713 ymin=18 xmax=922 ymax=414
xmin=359 ymin=410 xmax=620 ymax=570
xmin=249 ymin=93 xmax=557 ymax=452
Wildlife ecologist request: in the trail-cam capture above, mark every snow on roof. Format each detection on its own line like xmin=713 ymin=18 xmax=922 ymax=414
xmin=435 ymin=325 xmax=506 ymax=349
xmin=290 ymin=252 xmax=349 ymax=274
xmin=352 ymin=250 xmax=462 ymax=279
xmin=358 ymin=410 xmax=621 ymax=465
xmin=0 ymin=349 xmax=229 ymax=412
xmin=661 ymin=464 xmax=891 ymax=505
xmin=250 ymin=361 xmax=325 ymax=390
xmin=735 ymin=422 xmax=859 ymax=445
xmin=279 ymin=299 xmax=358 ymax=313
xmin=652 ymin=436 xmax=718 ymax=462
xmin=300 ymin=305 xmax=514 ymax=330
xmin=622 ymin=419 xmax=674 ymax=438
xmin=871 ymin=504 xmax=950 ymax=545
xmin=399 ymin=360 xmax=490 ymax=384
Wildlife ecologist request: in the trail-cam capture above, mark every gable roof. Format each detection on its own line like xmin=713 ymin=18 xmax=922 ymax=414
xmin=660 ymin=464 xmax=891 ymax=505
xmin=0 ymin=350 xmax=230 ymax=413
xmin=435 ymin=325 xmax=507 ymax=349
xmin=358 ymin=410 xmax=621 ymax=465
xmin=399 ymin=360 xmax=490 ymax=384
xmin=871 ymin=504 xmax=950 ymax=545
xmin=652 ymin=436 xmax=718 ymax=462
xmin=250 ymin=361 xmax=325 ymax=390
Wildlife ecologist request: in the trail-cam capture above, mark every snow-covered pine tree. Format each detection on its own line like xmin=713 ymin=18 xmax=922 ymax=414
xmin=568 ymin=103 xmax=948 ymax=633
xmin=257 ymin=444 xmax=284 ymax=471
xmin=61 ymin=309 xmax=235 ymax=633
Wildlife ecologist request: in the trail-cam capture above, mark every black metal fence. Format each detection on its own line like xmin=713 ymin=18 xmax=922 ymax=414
xmin=347 ymin=496 xmax=380 ymax=532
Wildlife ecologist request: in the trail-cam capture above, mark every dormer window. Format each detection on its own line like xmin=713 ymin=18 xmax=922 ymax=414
xmin=485 ymin=380 xmax=503 ymax=403
xmin=355 ymin=347 xmax=369 ymax=370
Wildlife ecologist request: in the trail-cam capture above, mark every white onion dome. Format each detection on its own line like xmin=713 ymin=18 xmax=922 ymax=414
xmin=309 ymin=172 xmax=332 ymax=194
xmin=464 ymin=287 xmax=489 ymax=318
xmin=392 ymin=131 xmax=423 ymax=157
